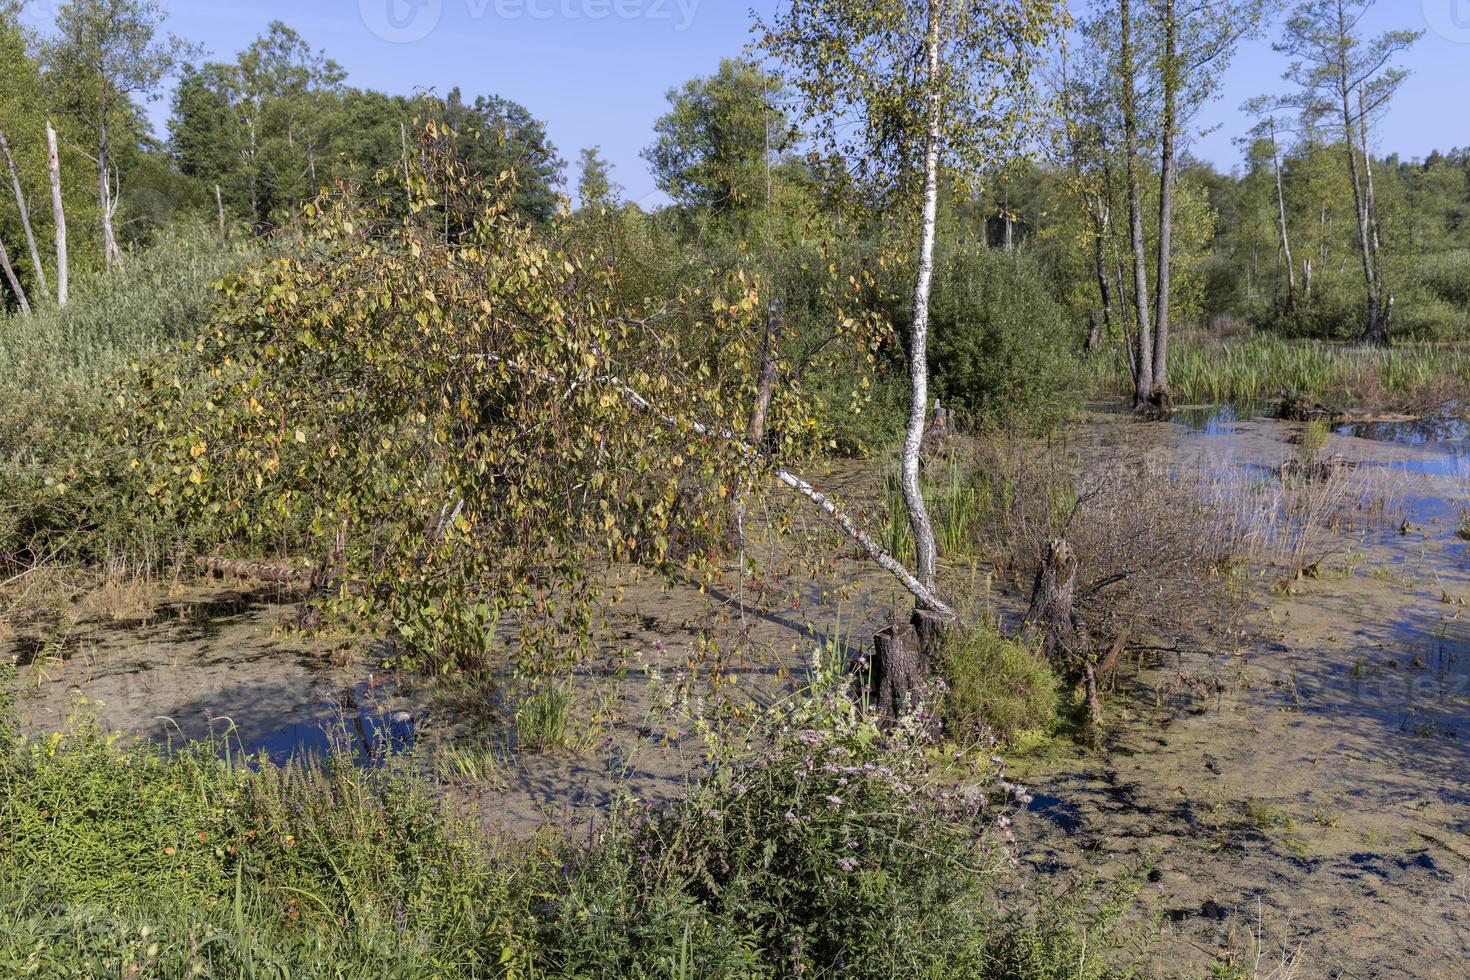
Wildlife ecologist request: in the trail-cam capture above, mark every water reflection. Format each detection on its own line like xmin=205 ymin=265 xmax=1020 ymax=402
xmin=239 ymin=676 xmax=420 ymax=765
xmin=1339 ymin=417 xmax=1470 ymax=446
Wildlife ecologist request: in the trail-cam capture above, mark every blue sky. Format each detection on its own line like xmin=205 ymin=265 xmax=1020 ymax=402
xmin=22 ymin=0 xmax=1470 ymax=203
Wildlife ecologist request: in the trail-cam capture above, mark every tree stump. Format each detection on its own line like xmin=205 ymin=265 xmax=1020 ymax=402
xmin=1025 ymin=539 xmax=1107 ymax=741
xmin=869 ymin=607 xmax=950 ymax=722
xmin=1024 ymin=538 xmax=1087 ymax=669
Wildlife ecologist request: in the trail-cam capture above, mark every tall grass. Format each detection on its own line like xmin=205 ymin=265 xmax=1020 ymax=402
xmin=0 ymin=221 xmax=249 ymax=455
xmin=0 ymin=222 xmax=249 ymax=568
xmin=1094 ymin=331 xmax=1470 ymax=409
xmin=879 ymin=451 xmax=984 ymax=566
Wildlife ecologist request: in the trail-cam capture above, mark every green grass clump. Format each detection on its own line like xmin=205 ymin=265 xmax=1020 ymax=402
xmin=880 ymin=451 xmax=985 ymax=568
xmin=939 ymin=619 xmax=1059 ymax=745
xmin=514 ymin=680 xmax=573 ymax=752
xmin=1295 ymin=418 xmax=1331 ymax=469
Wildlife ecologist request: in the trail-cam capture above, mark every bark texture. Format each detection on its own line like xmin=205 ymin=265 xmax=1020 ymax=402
xmin=869 ymin=608 xmax=949 ymax=722
xmin=46 ymin=122 xmax=67 ymax=308
xmin=900 ymin=0 xmax=945 ymax=598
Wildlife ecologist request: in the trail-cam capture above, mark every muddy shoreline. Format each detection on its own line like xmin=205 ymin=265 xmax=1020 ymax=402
xmin=5 ymin=408 xmax=1469 ymax=975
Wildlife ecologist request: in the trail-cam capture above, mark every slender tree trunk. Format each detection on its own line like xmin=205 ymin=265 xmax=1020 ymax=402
xmin=215 ymin=184 xmax=226 ymax=240
xmin=746 ymin=300 xmax=784 ymax=448
xmin=1151 ymin=0 xmax=1178 ymax=397
xmin=1337 ymin=41 xmax=1383 ymax=344
xmin=0 ymin=234 xmax=30 ymax=316
xmin=1358 ymin=85 xmax=1388 ymax=329
xmin=98 ymin=114 xmax=124 ymax=272
xmin=1120 ymin=0 xmax=1154 ymax=405
xmin=0 ymin=129 xmax=48 ymax=301
xmin=1269 ymin=120 xmax=1297 ymax=314
xmin=1115 ymin=260 xmax=1139 ymax=383
xmin=1091 ymin=196 xmax=1113 ymax=342
xmin=902 ymin=0 xmax=945 ymax=604
xmin=1003 ymin=189 xmax=1014 ymax=251
xmin=46 ymin=122 xmax=68 ymax=309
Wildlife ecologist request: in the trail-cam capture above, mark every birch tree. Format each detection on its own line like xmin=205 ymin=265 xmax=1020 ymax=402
xmin=44 ymin=0 xmax=193 ymax=271
xmin=1272 ymin=0 xmax=1419 ymax=346
xmin=760 ymin=0 xmax=1063 ymax=622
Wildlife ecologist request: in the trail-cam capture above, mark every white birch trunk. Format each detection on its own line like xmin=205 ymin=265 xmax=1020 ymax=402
xmin=0 ymin=129 xmax=48 ymax=301
xmin=46 ymin=122 xmax=68 ymax=309
xmin=901 ymin=0 xmax=945 ymax=604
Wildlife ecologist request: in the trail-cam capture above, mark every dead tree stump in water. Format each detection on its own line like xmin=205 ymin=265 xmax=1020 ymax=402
xmin=1025 ymin=539 xmax=1086 ymax=666
xmin=869 ymin=607 xmax=951 ymax=722
xmin=1025 ymin=538 xmax=1107 ymax=743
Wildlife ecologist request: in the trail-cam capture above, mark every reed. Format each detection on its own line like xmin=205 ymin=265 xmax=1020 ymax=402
xmin=1094 ymin=332 xmax=1470 ymax=409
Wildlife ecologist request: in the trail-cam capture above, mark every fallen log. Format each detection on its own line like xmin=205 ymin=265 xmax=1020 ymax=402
xmin=194 ymin=556 xmax=311 ymax=585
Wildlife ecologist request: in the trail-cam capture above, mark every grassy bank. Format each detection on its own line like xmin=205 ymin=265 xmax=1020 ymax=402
xmin=1094 ymin=332 xmax=1470 ymax=410
xmin=0 ymin=669 xmax=1128 ymax=978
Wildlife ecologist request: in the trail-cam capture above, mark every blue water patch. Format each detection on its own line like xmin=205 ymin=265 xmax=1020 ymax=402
xmin=228 ymin=676 xmax=422 ymax=766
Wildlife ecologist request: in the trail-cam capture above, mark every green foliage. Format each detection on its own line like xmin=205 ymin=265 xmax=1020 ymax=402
xmin=0 ymin=718 xmax=528 ymax=978
xmin=0 ymin=677 xmax=1130 ymax=978
xmin=527 ymin=674 xmax=1128 ymax=979
xmin=111 ymin=121 xmax=882 ymax=673
xmin=645 ymin=58 xmax=786 ymax=215
xmin=441 ymin=87 xmax=565 ymax=224
xmin=576 ymin=145 xmax=618 ymax=210
xmin=169 ymin=21 xmax=350 ymax=230
xmin=926 ymin=249 xmax=1083 ymax=434
xmin=759 ymin=0 xmax=1065 ymax=200
xmin=939 ymin=619 xmax=1059 ymax=744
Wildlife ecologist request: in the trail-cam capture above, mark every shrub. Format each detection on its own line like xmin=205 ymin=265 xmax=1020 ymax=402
xmin=1419 ymin=249 xmax=1470 ymax=310
xmin=924 ymin=249 xmax=1083 ymax=435
xmin=539 ymin=680 xmax=1054 ymax=978
xmin=939 ymin=619 xmax=1059 ymax=744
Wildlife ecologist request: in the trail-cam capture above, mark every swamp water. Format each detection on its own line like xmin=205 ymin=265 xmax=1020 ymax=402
xmin=1015 ymin=408 xmax=1470 ymax=977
